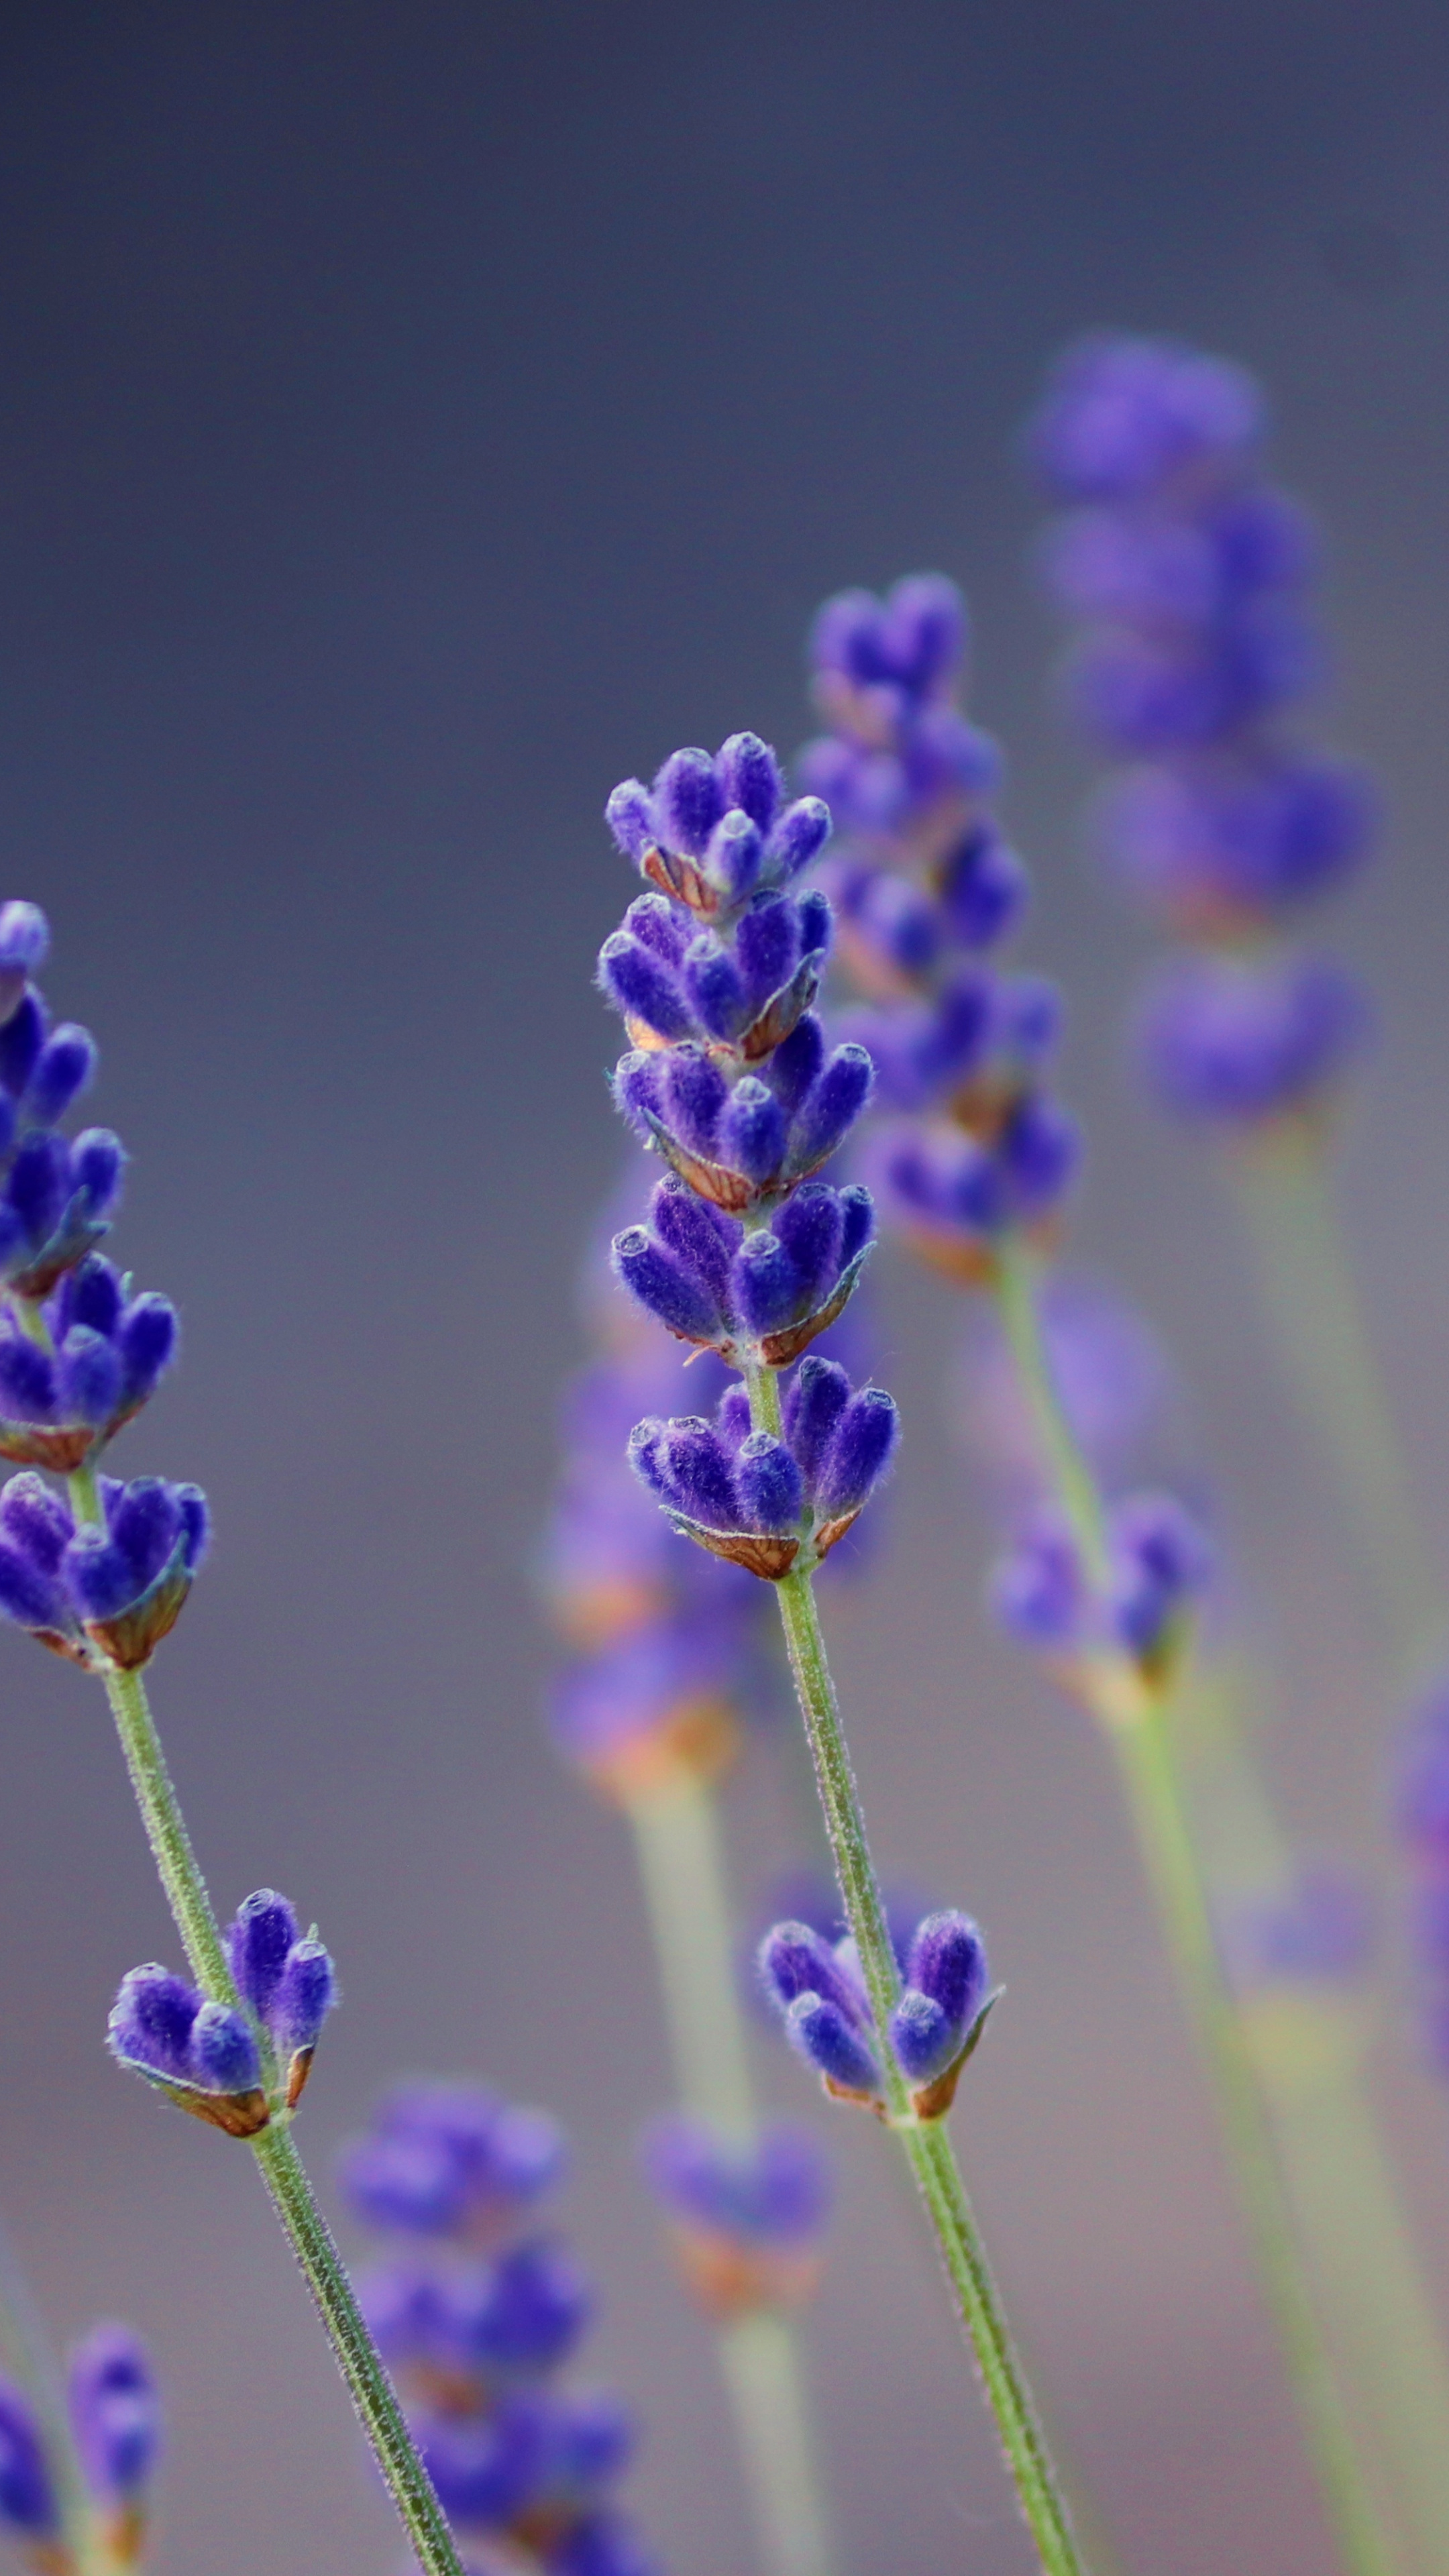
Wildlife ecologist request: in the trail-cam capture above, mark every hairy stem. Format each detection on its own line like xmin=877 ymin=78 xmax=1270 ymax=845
xmin=749 ymin=1360 xmax=1084 ymax=2576
xmin=994 ymin=1239 xmax=1403 ymax=2576
xmin=65 ymin=1480 xmax=464 ymax=2576
xmin=627 ymin=1773 xmax=833 ymax=2576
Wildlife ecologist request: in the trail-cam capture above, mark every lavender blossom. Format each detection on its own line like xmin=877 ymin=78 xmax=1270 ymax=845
xmin=68 ymin=2324 xmax=161 ymax=2527
xmin=0 ymin=1467 xmax=208 ymax=1670
xmin=989 ymin=1490 xmax=1210 ymax=1686
xmin=108 ymin=1890 xmax=336 ymax=2135
xmin=759 ymin=1907 xmax=995 ymax=2121
xmin=641 ymin=2114 xmax=833 ymax=2317
xmin=628 ymin=1358 xmax=898 ymax=1581
xmin=0 ymin=1256 xmax=177 ymax=1470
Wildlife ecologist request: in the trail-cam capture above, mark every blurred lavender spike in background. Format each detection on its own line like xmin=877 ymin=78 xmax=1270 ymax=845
xmin=343 ymin=2083 xmax=663 ymax=2575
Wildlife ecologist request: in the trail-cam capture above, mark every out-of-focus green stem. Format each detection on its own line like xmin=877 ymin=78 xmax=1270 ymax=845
xmin=626 ymin=1771 xmax=833 ymax=2576
xmin=994 ymin=1239 xmax=1403 ymax=2576
xmin=1228 ymin=1126 xmax=1442 ymax=1673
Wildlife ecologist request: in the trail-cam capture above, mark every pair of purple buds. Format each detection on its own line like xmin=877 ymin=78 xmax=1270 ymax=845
xmin=628 ymin=1358 xmax=898 ymax=1582
xmin=0 ymin=1253 xmax=177 ymax=1472
xmin=991 ymin=1490 xmax=1210 ymax=1686
xmin=760 ymin=1909 xmax=996 ymax=2123
xmin=0 ymin=2324 xmax=159 ymax=2561
xmin=0 ymin=1467 xmax=208 ymax=1672
xmin=612 ymin=1174 xmax=873 ymax=1370
xmin=108 ymin=1889 xmax=337 ymax=2140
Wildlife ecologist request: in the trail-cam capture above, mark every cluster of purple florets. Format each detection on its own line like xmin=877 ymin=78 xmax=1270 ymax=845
xmin=759 ymin=1907 xmax=993 ymax=2120
xmin=109 ymin=1888 xmax=337 ymax=2138
xmin=601 ymin=734 xmax=898 ymax=1577
xmin=1030 ymin=333 xmax=1375 ymax=1131
xmin=341 ymin=2083 xmax=660 ymax=2576
xmin=641 ymin=2112 xmax=833 ymax=2318
xmin=796 ymin=576 xmax=1081 ymax=1281
xmin=0 ymin=904 xmax=209 ymax=1672
xmin=0 ymin=2322 xmax=160 ymax=2564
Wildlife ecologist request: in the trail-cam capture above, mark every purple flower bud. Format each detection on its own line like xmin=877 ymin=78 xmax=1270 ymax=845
xmin=734 ymin=1432 xmax=803 ymax=1534
xmin=1106 ymin=1492 xmax=1210 ymax=1659
xmin=553 ymin=2511 xmax=663 ymax=2576
xmin=989 ymin=1514 xmax=1086 ymax=1652
xmin=270 ymin=1937 xmax=337 ymax=2056
xmin=662 ymin=1046 xmax=727 ymax=1159
xmin=108 ymin=1965 xmax=199 ymax=2084
xmin=790 ymin=1044 xmax=873 ymax=1173
xmin=767 ymin=1013 xmax=825 ymax=1116
xmin=0 ymin=1336 xmax=56 ymax=1421
xmin=604 ymin=780 xmax=657 ymax=865
xmin=773 ymin=1183 xmax=843 ymax=1307
xmin=782 ymin=1356 xmax=849 ymax=1485
xmin=682 ymin=933 xmax=747 ymax=1040
xmin=67 ymin=2324 xmax=159 ymax=2509
xmin=734 ymin=897 xmax=797 ymax=1011
xmin=653 ymin=747 xmax=724 ymax=857
xmin=70 ymin=1128 xmax=125 ymax=1216
xmin=938 ymin=826 xmax=1029 ymax=949
xmin=642 ymin=2114 xmax=833 ymax=2253
xmin=0 ymin=901 xmax=50 ymax=981
xmin=905 ymin=1910 xmax=989 ymax=2030
xmin=702 ymin=811 xmax=763 ymax=906
xmin=57 ymin=1326 xmax=122 ymax=1426
xmin=716 ymin=731 xmax=784 ymax=835
xmin=189 ymin=2000 xmax=262 ymax=2095
xmin=812 ymin=1387 xmax=898 ymax=1517
xmin=1 ymin=1470 xmax=72 ymax=1571
xmin=596 ymin=934 xmax=693 ymax=1043
xmin=757 ymin=1921 xmax=865 ymax=2028
xmin=117 ymin=1293 xmax=178 ymax=1402
xmin=732 ymin=1232 xmax=802 ymax=1336
xmin=463 ymin=2237 xmax=592 ymax=2379
xmin=718 ymin=1080 xmax=786 ymax=1186
xmin=25 ymin=1024 xmax=97 ymax=1128
xmin=64 ymin=1254 xmax=124 ymax=1340
xmin=766 ymin=797 xmax=831 ymax=885
xmin=784 ymin=1993 xmax=881 ymax=2096
xmin=612 ymin=1228 xmax=723 ymax=1346
xmin=7 ymin=1133 xmax=64 ymax=1244
xmin=227 ymin=1888 xmax=301 ymax=2021
xmin=658 ymin=1420 xmax=738 ymax=1527
xmin=0 ymin=2382 xmax=57 ymax=2538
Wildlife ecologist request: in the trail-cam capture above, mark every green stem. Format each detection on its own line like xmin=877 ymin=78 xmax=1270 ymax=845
xmin=65 ymin=1487 xmax=464 ymax=2576
xmin=627 ymin=1773 xmax=833 ymax=2576
xmin=749 ymin=1366 xmax=1083 ymax=2576
xmin=1114 ymin=1708 xmax=1393 ymax=2576
xmin=1228 ymin=1128 xmax=1442 ymax=1673
xmin=993 ymin=1240 xmax=1400 ymax=2576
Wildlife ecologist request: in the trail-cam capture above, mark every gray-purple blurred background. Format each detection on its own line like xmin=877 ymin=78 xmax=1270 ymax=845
xmin=3 ymin=5 xmax=1449 ymax=2569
